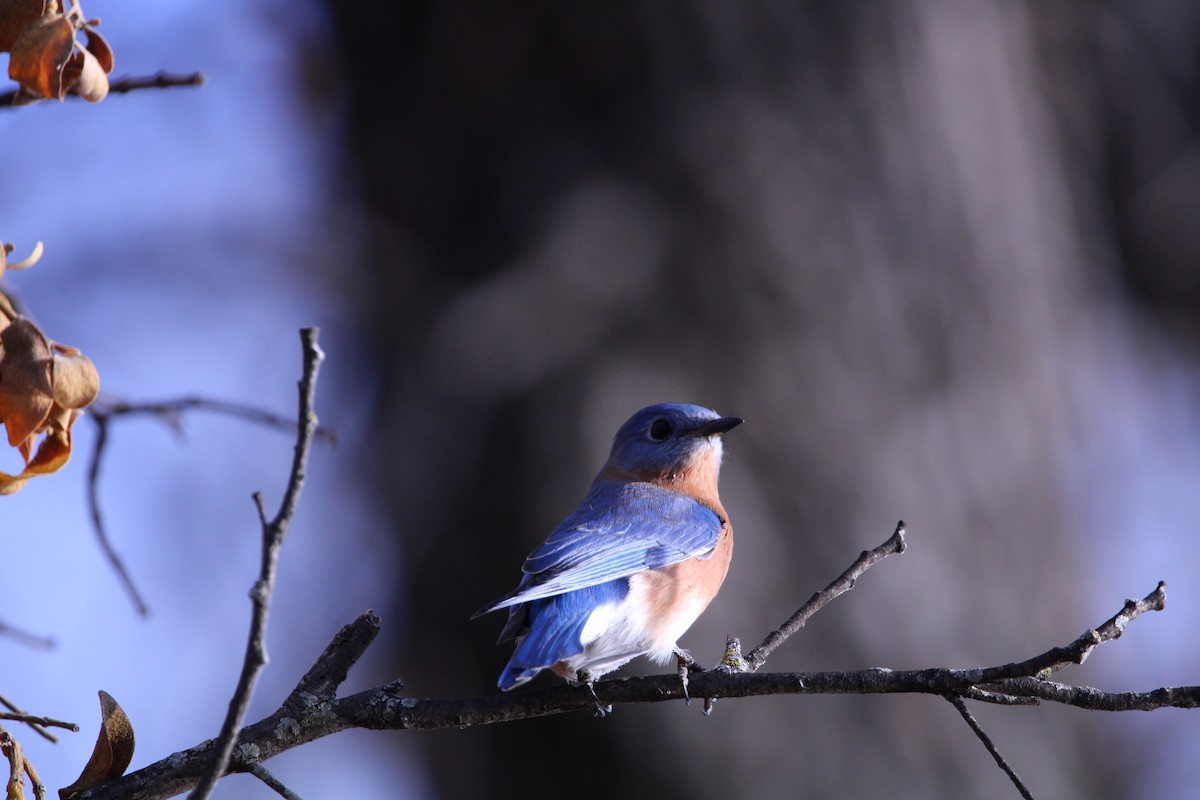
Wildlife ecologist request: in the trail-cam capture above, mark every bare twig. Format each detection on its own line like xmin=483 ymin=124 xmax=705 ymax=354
xmin=92 ymin=396 xmax=337 ymax=446
xmin=0 ymin=694 xmax=76 ymax=744
xmin=85 ymin=413 xmax=151 ymax=617
xmin=945 ymin=695 xmax=1034 ymax=800
xmin=0 ymin=713 xmax=78 ymax=733
xmin=188 ymin=328 xmax=325 ymax=800
xmin=0 ymin=71 xmax=204 ymax=107
xmin=954 ymin=582 xmax=1168 ymax=686
xmin=982 ymin=677 xmax=1200 ymax=710
xmin=0 ymin=619 xmax=55 ymax=650
xmin=22 ymin=751 xmax=45 ymax=800
xmin=106 ymin=71 xmax=206 ymax=95
xmin=744 ymin=520 xmax=907 ymax=670
xmin=244 ymin=761 xmax=304 ymax=800
xmin=83 ymin=390 xmax=338 ymax=617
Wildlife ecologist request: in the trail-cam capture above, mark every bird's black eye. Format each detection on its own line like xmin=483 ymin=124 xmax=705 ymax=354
xmin=648 ymin=418 xmax=672 ymax=441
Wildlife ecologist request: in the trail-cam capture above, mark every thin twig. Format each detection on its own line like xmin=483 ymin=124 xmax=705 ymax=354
xmin=244 ymin=761 xmax=304 ymax=800
xmin=0 ymin=619 xmax=55 ymax=650
xmin=106 ymin=71 xmax=206 ymax=95
xmin=188 ymin=328 xmax=325 ymax=800
xmin=86 ymin=413 xmax=151 ymax=617
xmin=282 ymin=611 xmax=386 ymax=710
xmin=982 ymin=677 xmax=1200 ymax=711
xmin=0 ymin=71 xmax=204 ymax=107
xmin=22 ymin=749 xmax=45 ymax=800
xmin=744 ymin=520 xmax=907 ymax=670
xmin=0 ymin=713 xmax=78 ymax=732
xmin=92 ymin=396 xmax=337 ymax=446
xmin=83 ymin=391 xmax=338 ymax=617
xmin=946 ymin=695 xmax=1034 ymax=800
xmin=0 ymin=694 xmax=76 ymax=744
xmin=955 ymin=582 xmax=1168 ymax=685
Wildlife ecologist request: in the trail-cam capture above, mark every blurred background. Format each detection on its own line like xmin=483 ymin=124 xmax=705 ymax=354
xmin=3 ymin=1 xmax=1200 ymax=798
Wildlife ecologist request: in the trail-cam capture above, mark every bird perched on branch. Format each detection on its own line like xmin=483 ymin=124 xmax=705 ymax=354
xmin=473 ymin=403 xmax=742 ymax=705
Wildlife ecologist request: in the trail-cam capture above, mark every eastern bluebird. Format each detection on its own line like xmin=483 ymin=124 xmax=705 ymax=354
xmin=473 ymin=403 xmax=742 ymax=701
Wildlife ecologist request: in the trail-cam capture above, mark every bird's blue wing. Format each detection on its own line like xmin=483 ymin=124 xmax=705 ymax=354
xmin=481 ymin=480 xmax=723 ymax=612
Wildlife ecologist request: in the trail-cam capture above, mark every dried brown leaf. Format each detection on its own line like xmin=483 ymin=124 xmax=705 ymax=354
xmin=0 ymin=412 xmax=79 ymax=492
xmin=60 ymin=45 xmax=107 ymax=102
xmin=0 ymin=316 xmax=97 ymax=493
xmin=58 ymin=692 xmax=134 ymax=800
xmin=0 ymin=0 xmax=43 ymax=53
xmin=82 ymin=25 xmax=110 ymax=73
xmin=8 ymin=11 xmax=72 ymax=99
xmin=0 ymin=317 xmax=53 ymax=449
xmin=50 ymin=344 xmax=99 ymax=409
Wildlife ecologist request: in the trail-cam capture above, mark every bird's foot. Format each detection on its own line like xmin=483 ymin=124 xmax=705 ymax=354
xmin=579 ymin=671 xmax=612 ymax=717
xmin=673 ymin=648 xmax=704 ymax=705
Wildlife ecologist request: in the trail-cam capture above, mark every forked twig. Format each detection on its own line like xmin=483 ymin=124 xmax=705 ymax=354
xmin=188 ymin=328 xmax=325 ymax=800
xmin=84 ymin=390 xmax=337 ymax=617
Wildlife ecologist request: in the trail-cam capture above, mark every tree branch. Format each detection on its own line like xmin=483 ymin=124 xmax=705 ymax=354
xmin=187 ymin=328 xmax=325 ymax=800
xmin=0 ymin=72 xmax=204 ymax=108
xmin=77 ymin=568 xmax=1194 ymax=800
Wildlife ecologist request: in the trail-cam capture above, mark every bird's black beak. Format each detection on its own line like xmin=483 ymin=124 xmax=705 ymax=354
xmin=692 ymin=416 xmax=743 ymax=437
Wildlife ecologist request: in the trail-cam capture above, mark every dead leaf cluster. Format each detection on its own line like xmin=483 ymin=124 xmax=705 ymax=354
xmin=0 ymin=242 xmax=99 ymax=494
xmin=1 ymin=0 xmax=112 ymax=103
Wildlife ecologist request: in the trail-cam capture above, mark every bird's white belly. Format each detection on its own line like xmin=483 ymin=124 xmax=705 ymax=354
xmin=560 ymin=572 xmax=708 ymax=679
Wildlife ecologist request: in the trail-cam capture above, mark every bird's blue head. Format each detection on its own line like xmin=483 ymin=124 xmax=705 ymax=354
xmin=601 ymin=403 xmax=743 ymax=484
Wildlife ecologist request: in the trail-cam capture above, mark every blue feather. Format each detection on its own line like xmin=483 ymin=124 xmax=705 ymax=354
xmin=497 ymin=579 xmax=628 ymax=690
xmin=480 ymin=481 xmax=721 ymax=612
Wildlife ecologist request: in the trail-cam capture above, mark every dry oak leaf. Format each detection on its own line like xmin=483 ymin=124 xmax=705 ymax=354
xmin=0 ymin=316 xmax=98 ymax=494
xmin=0 ymin=0 xmax=43 ymax=53
xmin=7 ymin=2 xmax=112 ymax=102
xmin=58 ymin=691 xmax=135 ymax=800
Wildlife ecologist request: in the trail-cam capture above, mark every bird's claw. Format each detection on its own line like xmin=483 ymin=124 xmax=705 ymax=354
xmin=674 ymin=648 xmax=704 ymax=705
xmin=581 ymin=674 xmax=613 ymax=717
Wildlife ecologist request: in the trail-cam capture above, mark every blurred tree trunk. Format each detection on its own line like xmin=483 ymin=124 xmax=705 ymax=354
xmin=319 ymin=1 xmax=1196 ymax=797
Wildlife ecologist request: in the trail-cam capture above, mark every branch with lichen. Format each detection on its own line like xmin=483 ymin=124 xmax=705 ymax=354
xmin=74 ymin=522 xmax=1194 ymax=800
